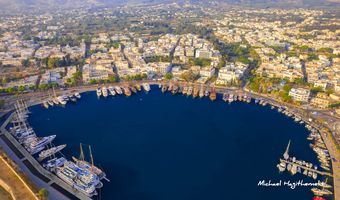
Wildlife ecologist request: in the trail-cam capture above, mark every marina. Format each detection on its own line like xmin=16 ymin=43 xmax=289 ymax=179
xmin=23 ymin=84 xmax=332 ymax=200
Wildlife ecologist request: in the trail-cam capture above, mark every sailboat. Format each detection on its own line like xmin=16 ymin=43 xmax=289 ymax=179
xmin=72 ymin=144 xmax=110 ymax=182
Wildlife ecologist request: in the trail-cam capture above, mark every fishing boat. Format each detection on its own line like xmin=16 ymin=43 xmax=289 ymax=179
xmin=222 ymin=93 xmax=228 ymax=102
xmin=209 ymin=88 xmax=216 ymax=101
xmin=38 ymin=144 xmax=67 ymax=161
xmin=108 ymin=86 xmax=116 ymax=96
xmin=193 ymin=85 xmax=199 ymax=98
xmin=96 ymin=88 xmax=102 ymax=97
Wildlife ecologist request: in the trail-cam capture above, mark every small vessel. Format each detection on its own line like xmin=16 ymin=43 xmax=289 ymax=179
xmin=43 ymin=157 xmax=67 ymax=172
xmin=199 ymin=85 xmax=204 ymax=98
xmin=75 ymin=93 xmax=81 ymax=99
xmin=142 ymin=83 xmax=151 ymax=92
xmin=123 ymin=86 xmax=131 ymax=97
xmin=246 ymin=96 xmax=251 ymax=103
xmin=312 ymin=172 xmax=317 ymax=179
xmin=130 ymin=86 xmax=137 ymax=93
xmin=277 ymin=162 xmax=286 ymax=172
xmin=161 ymin=85 xmax=167 ymax=93
xmin=38 ymin=144 xmax=67 ymax=161
xmin=182 ymin=86 xmax=188 ymax=95
xmin=187 ymin=86 xmax=193 ymax=96
xmin=70 ymin=96 xmax=77 ymax=102
xmin=102 ymin=87 xmax=108 ymax=97
xmin=238 ymin=94 xmax=243 ymax=101
xmin=193 ymin=85 xmax=199 ymax=98
xmin=72 ymin=144 xmax=109 ymax=182
xmin=114 ymin=86 xmax=123 ymax=95
xmin=108 ymin=86 xmax=116 ymax=96
xmin=25 ymin=135 xmax=56 ymax=155
xmin=290 ymin=164 xmax=297 ymax=175
xmin=56 ymin=161 xmax=98 ymax=197
xmin=43 ymin=102 xmax=49 ymax=109
xmin=135 ymin=84 xmax=141 ymax=91
xmin=53 ymin=98 xmax=60 ymax=105
xmin=311 ymin=188 xmax=333 ymax=196
xmin=222 ymin=93 xmax=228 ymax=102
xmin=233 ymin=95 xmax=238 ymax=102
xmin=209 ymin=88 xmax=216 ymax=101
xmin=47 ymin=100 xmax=54 ymax=106
xmin=96 ymin=88 xmax=102 ymax=97
xmin=172 ymin=85 xmax=178 ymax=95
xmin=228 ymin=94 xmax=234 ymax=103
xmin=204 ymin=89 xmax=209 ymax=97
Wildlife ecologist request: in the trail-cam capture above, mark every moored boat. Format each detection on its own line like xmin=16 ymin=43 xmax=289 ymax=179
xmin=209 ymin=88 xmax=216 ymax=101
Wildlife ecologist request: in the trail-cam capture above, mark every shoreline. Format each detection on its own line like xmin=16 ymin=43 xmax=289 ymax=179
xmin=0 ymin=80 xmax=339 ymax=200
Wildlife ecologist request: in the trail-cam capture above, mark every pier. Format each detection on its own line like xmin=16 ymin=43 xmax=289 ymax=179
xmin=0 ymin=113 xmax=92 ymax=200
xmin=280 ymin=159 xmax=333 ymax=177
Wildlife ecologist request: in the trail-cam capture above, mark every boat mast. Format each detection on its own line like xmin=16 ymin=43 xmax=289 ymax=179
xmin=283 ymin=140 xmax=291 ymax=160
xmin=79 ymin=143 xmax=84 ymax=161
xmin=89 ymin=145 xmax=94 ymax=166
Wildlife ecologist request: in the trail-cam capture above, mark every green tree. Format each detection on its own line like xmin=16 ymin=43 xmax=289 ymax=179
xmin=38 ymin=188 xmax=48 ymax=200
xmin=18 ymin=86 xmax=26 ymax=92
xmin=164 ymin=73 xmax=173 ymax=80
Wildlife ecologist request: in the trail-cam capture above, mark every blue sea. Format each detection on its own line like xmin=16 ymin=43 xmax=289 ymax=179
xmin=28 ymin=86 xmax=324 ymax=200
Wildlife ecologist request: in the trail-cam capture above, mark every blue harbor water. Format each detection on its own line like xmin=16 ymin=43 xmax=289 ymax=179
xmin=28 ymin=86 xmax=322 ymax=200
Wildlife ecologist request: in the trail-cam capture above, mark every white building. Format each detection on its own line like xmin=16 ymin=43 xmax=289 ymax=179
xmin=289 ymin=88 xmax=311 ymax=102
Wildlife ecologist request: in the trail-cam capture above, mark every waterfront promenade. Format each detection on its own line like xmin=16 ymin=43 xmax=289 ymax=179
xmin=0 ymin=80 xmax=339 ymax=200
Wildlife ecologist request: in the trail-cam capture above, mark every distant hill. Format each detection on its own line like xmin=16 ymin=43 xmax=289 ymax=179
xmin=0 ymin=0 xmax=339 ymax=13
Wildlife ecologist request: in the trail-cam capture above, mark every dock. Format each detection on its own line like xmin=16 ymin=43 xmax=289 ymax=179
xmin=280 ymin=159 xmax=333 ymax=177
xmin=0 ymin=113 xmax=92 ymax=200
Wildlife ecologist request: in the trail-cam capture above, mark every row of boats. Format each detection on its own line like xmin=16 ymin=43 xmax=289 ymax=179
xmin=277 ymin=139 xmax=333 ymax=198
xmin=96 ymin=83 xmax=151 ymax=97
xmin=42 ymin=92 xmax=81 ymax=108
xmin=11 ymin=101 xmax=108 ymax=197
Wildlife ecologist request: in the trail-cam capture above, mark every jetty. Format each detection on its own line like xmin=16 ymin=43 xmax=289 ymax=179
xmin=279 ymin=159 xmax=333 ymax=177
xmin=0 ymin=113 xmax=91 ymax=200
